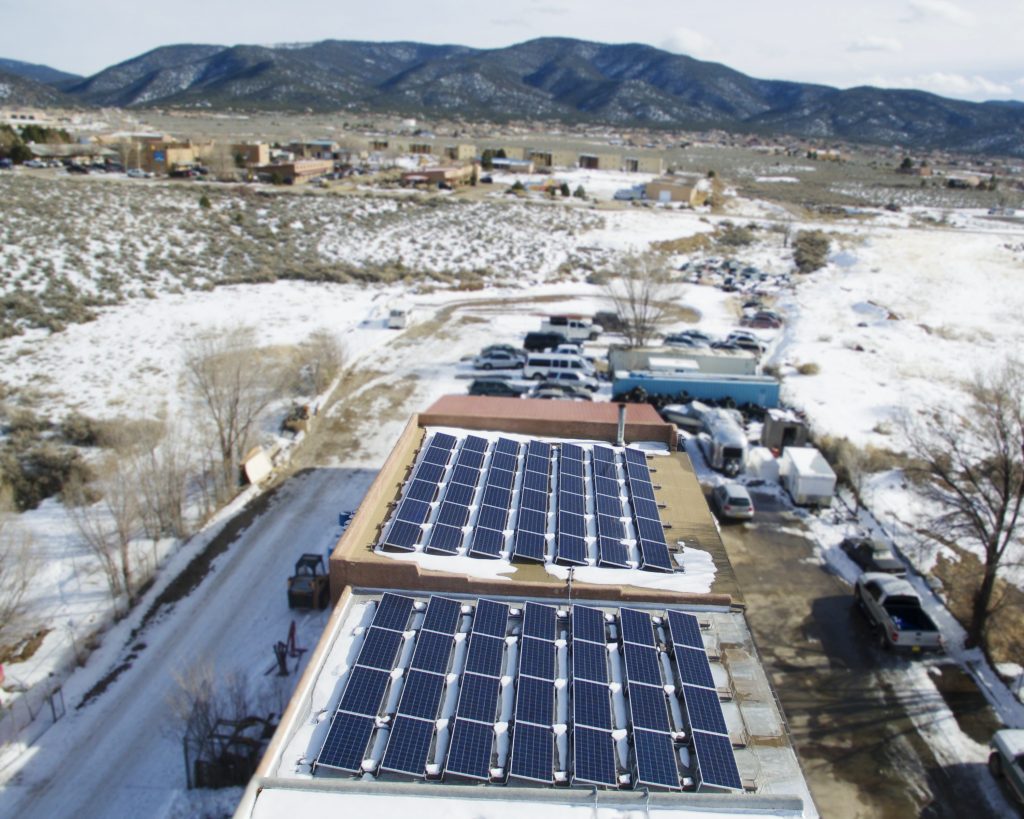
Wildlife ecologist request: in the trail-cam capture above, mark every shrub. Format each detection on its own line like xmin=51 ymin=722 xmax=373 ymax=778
xmin=793 ymin=230 xmax=830 ymax=273
xmin=797 ymin=362 xmax=820 ymax=375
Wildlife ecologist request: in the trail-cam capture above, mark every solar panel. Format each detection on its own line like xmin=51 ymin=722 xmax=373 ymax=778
xmin=397 ymin=669 xmax=446 ymax=720
xmin=458 ymin=450 xmax=485 ymax=469
xmin=406 ymin=479 xmax=437 ymax=503
xmin=517 ymin=507 xmax=547 ymax=534
xmin=373 ymin=593 xmax=415 ymax=630
xmin=624 ymin=448 xmax=647 ymax=466
xmin=572 ymin=605 xmax=606 ymax=644
xmin=463 ymin=435 xmax=488 ymax=453
xmin=572 ymin=640 xmax=608 ymax=683
xmin=595 ymin=475 xmax=620 ymax=498
xmin=667 ymin=611 xmax=705 ymax=650
xmin=482 ymin=485 xmax=512 ymax=510
xmin=525 ymin=456 xmax=549 ymax=476
xmin=495 ymin=438 xmax=520 ymax=456
xmin=488 ymin=468 xmax=515 ymax=489
xmin=432 ymin=432 xmax=458 ymax=450
xmin=592 ymin=446 xmax=615 ymax=464
xmin=633 ymin=498 xmax=660 ymax=521
xmin=515 ymin=675 xmax=555 ymax=726
xmin=450 ymin=464 xmax=480 ymax=488
xmin=562 ymin=443 xmax=585 ymax=461
xmin=627 ymin=683 xmax=670 ymax=732
xmin=490 ymin=452 xmax=518 ymax=472
xmin=380 ymin=715 xmax=435 ymax=776
xmin=619 ymin=608 xmax=656 ymax=646
xmin=425 ymin=523 xmax=464 ymax=554
xmin=557 ymin=511 xmax=586 ymax=538
xmin=636 ymin=517 xmax=666 ymax=542
xmin=443 ymin=482 xmax=476 ymax=506
xmin=522 ymin=602 xmax=557 ymax=640
xmin=561 ymin=476 xmax=585 ymax=497
xmin=477 ymin=505 xmax=507 ymax=530
xmin=518 ymin=636 xmax=556 ymax=680
xmin=596 ymin=514 xmax=625 ymax=539
xmin=523 ymin=471 xmax=549 ymax=492
xmin=316 ymin=712 xmax=375 ymax=773
xmin=456 ymin=672 xmax=500 ymax=723
xmin=421 ymin=596 xmax=462 ymax=635
xmin=573 ymin=679 xmax=612 ymax=730
xmin=337 ymin=666 xmax=391 ymax=716
xmin=573 ymin=726 xmax=617 ymax=786
xmin=509 ymin=722 xmax=553 ymax=783
xmin=464 ymin=634 xmax=506 ymax=677
xmin=674 ymin=645 xmax=716 ymax=689
xmin=415 ymin=462 xmax=445 ymax=485
xmin=472 ymin=600 xmax=509 ymax=637
xmin=692 ymin=730 xmax=742 ymax=791
xmin=410 ymin=631 xmax=453 ymax=673
xmin=444 ymin=718 xmax=494 ymax=781
xmin=622 ymin=643 xmax=663 ymax=686
xmin=382 ymin=520 xmax=420 ymax=551
xmin=520 ymin=489 xmax=548 ymax=513
xmin=468 ymin=526 xmax=504 ymax=558
xmin=682 ymin=685 xmax=728 ymax=735
xmin=512 ymin=531 xmax=546 ymax=562
xmin=597 ymin=537 xmax=631 ymax=568
xmin=558 ymin=491 xmax=585 ymax=515
xmin=556 ymin=533 xmax=588 ymax=566
xmin=639 ymin=539 xmax=674 ymax=573
xmin=630 ymin=480 xmax=657 ymax=502
xmin=395 ymin=498 xmax=431 ymax=526
xmin=527 ymin=440 xmax=551 ymax=457
xmin=633 ymin=729 xmax=680 ymax=790
xmin=423 ymin=446 xmax=451 ymax=467
xmin=357 ymin=627 xmax=405 ymax=670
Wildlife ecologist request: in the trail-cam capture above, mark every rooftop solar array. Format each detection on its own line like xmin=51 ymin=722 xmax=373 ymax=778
xmin=315 ymin=596 xmax=742 ymax=793
xmin=380 ymin=433 xmax=676 ymax=574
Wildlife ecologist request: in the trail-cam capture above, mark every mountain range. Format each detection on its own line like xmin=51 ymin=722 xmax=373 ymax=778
xmin=3 ymin=38 xmax=1024 ymax=157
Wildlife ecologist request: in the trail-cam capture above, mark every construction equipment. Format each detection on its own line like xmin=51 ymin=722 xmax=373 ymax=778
xmin=287 ymin=554 xmax=330 ymax=610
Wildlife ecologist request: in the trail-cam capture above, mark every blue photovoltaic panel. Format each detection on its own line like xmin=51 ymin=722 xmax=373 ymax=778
xmin=573 ymin=679 xmax=612 ymax=730
xmin=668 ymin=610 xmax=705 ymax=650
xmin=444 ymin=718 xmax=494 ymax=781
xmin=316 ymin=712 xmax=375 ymax=773
xmin=558 ymin=491 xmax=585 ymax=515
xmin=627 ymin=683 xmax=670 ymax=732
xmin=373 ymin=594 xmax=415 ymax=630
xmin=477 ymin=505 xmax=507 ymax=530
xmin=597 ymin=537 xmax=631 ymax=568
xmin=520 ymin=489 xmax=548 ymax=513
xmin=406 ymin=479 xmax=437 ymax=503
xmin=528 ymin=440 xmax=551 ymax=457
xmin=639 ymin=539 xmax=674 ymax=573
xmin=380 ymin=715 xmax=435 ymax=776
xmin=396 ymin=669 xmax=445 ymax=720
xmin=682 ymin=685 xmax=729 ymax=735
xmin=513 ymin=531 xmax=546 ymax=562
xmin=482 ymin=485 xmax=511 ymax=510
xmin=415 ymin=462 xmax=445 ymax=485
xmin=518 ymin=636 xmax=556 ymax=680
xmin=595 ymin=476 xmax=620 ymax=498
xmin=674 ymin=645 xmax=716 ymax=689
xmin=443 ymin=482 xmax=475 ymax=506
xmin=488 ymin=468 xmax=515 ymax=489
xmin=458 ymin=450 xmax=485 ymax=469
xmin=622 ymin=643 xmax=662 ymax=686
xmin=356 ymin=627 xmax=405 ymax=670
xmin=572 ymin=605 xmax=606 ymax=644
xmin=633 ymin=728 xmax=680 ymax=790
xmin=633 ymin=497 xmax=660 ymax=521
xmin=572 ymin=640 xmax=608 ymax=683
xmin=337 ymin=666 xmax=391 ymax=717
xmin=592 ymin=445 xmax=614 ymax=463
xmin=432 ymin=432 xmax=457 ymax=450
xmin=382 ymin=520 xmax=419 ymax=551
xmin=515 ymin=675 xmax=554 ymax=726
xmin=558 ymin=511 xmax=586 ymax=538
xmin=556 ymin=534 xmax=587 ymax=566
xmin=523 ymin=470 xmax=549 ymax=492
xmin=421 ymin=596 xmax=462 ymax=635
xmin=509 ymin=722 xmax=553 ymax=783
xmin=436 ymin=503 xmax=470 ymax=528
xmin=464 ymin=634 xmax=506 ymax=677
xmin=522 ymin=602 xmax=557 ymax=640
xmin=562 ymin=443 xmax=585 ymax=461
xmin=472 ymin=600 xmax=509 ymax=637
xmin=490 ymin=451 xmax=518 ymax=472
xmin=456 ymin=672 xmax=500 ymax=723
xmin=425 ymin=523 xmax=463 ymax=555
xmin=619 ymin=608 xmax=656 ymax=646
xmin=593 ymin=462 xmax=617 ymax=482
xmin=561 ymin=476 xmax=585 ymax=497
xmin=423 ymin=446 xmax=451 ymax=467
xmin=573 ymin=726 xmax=617 ymax=786
xmin=525 ymin=453 xmax=549 ymax=472
xmin=396 ymin=498 xmax=431 ymax=525
xmin=630 ymin=480 xmax=656 ymax=502
xmin=624 ymin=448 xmax=646 ymax=465
xmin=636 ymin=517 xmax=666 ymax=542
xmin=469 ymin=526 xmax=504 ymax=558
xmin=463 ymin=435 xmax=488 ymax=453
xmin=692 ymin=730 xmax=742 ymax=791
xmin=450 ymin=465 xmax=479 ymax=487
xmin=411 ymin=631 xmax=453 ymax=673
xmin=596 ymin=512 xmax=624 ymax=538
xmin=517 ymin=508 xmax=547 ymax=534
xmin=496 ymin=438 xmax=520 ymax=456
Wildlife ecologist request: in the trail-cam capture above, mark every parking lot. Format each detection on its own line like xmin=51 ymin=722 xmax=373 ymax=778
xmin=717 ymin=490 xmax=1016 ymax=817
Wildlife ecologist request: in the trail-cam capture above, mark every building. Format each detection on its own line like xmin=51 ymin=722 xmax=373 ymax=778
xmin=232 ymin=142 xmax=270 ymax=168
xmin=442 ymin=144 xmax=477 ymax=161
xmin=401 ymin=164 xmax=478 ymax=187
xmin=288 ymin=140 xmax=339 ymax=160
xmin=645 ymin=177 xmax=712 ymax=207
xmin=528 ymin=149 xmax=577 ymax=170
xmin=623 ymin=156 xmax=664 ymax=174
xmin=254 ymin=158 xmax=334 ymax=185
xmin=234 ymin=398 xmax=817 ymax=819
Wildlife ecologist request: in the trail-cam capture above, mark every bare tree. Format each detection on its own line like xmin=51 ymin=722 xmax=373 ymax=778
xmin=131 ymin=423 xmax=193 ymax=542
xmin=298 ymin=329 xmax=346 ymax=396
xmin=0 ymin=497 xmax=37 ymax=647
xmin=902 ymin=360 xmax=1024 ymax=650
xmin=603 ymin=252 xmax=679 ymax=347
xmin=185 ymin=327 xmax=282 ymax=499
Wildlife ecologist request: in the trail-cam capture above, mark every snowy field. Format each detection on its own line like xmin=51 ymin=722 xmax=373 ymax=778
xmin=1 ymin=172 xmax=1024 ymax=816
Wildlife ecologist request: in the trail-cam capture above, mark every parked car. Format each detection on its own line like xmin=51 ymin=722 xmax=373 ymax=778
xmin=741 ymin=312 xmax=783 ymax=329
xmin=854 ymin=573 xmax=943 ymax=653
xmin=23 ymin=159 xmax=46 ymax=168
xmin=523 ymin=352 xmax=595 ymax=381
xmin=528 ymin=382 xmax=593 ymax=401
xmin=840 ymin=537 xmax=906 ymax=577
xmin=66 ymin=163 xmax=89 ymax=174
xmin=534 ymin=370 xmax=599 ymax=391
xmin=539 ymin=315 xmax=602 ymax=341
xmin=725 ymin=332 xmax=765 ymax=354
xmin=481 ymin=344 xmax=525 ymax=360
xmin=663 ymin=334 xmax=709 ymax=349
xmin=0 ymin=158 xmax=12 ymax=169
xmin=989 ymin=729 xmax=1024 ymax=805
xmin=126 ymin=168 xmax=152 ymax=179
xmin=474 ymin=350 xmax=525 ymax=370
xmin=523 ymin=331 xmax=568 ymax=352
xmin=468 ymin=379 xmax=526 ymax=397
xmin=710 ymin=483 xmax=755 ymax=521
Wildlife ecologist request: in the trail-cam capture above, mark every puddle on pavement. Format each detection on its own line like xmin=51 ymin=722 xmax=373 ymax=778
xmin=929 ymin=663 xmax=1004 ymax=744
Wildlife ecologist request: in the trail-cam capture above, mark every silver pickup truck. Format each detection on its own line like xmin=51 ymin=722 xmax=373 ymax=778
xmin=990 ymin=729 xmax=1024 ymax=805
xmin=854 ymin=573 xmax=943 ymax=653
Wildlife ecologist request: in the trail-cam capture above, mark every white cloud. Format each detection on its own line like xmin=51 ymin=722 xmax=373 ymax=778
xmin=660 ymin=27 xmax=717 ymax=60
xmin=902 ymin=0 xmax=975 ymax=25
xmin=867 ymin=72 xmax=1013 ymax=100
xmin=847 ymin=36 xmax=903 ymax=53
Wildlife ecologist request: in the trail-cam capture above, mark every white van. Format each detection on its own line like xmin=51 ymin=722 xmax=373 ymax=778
xmin=387 ymin=308 xmax=410 ymax=329
xmin=523 ymin=353 xmax=596 ymax=380
xmin=539 ymin=315 xmax=603 ymax=341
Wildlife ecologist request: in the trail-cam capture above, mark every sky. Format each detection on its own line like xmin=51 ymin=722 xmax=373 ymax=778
xmin=1 ymin=0 xmax=1022 ymax=102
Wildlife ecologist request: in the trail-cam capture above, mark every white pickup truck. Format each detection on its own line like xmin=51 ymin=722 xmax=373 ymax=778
xmin=990 ymin=729 xmax=1024 ymax=805
xmin=539 ymin=315 xmax=603 ymax=341
xmin=854 ymin=573 xmax=943 ymax=654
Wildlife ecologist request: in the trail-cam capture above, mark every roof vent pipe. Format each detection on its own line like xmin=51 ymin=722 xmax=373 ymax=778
xmin=616 ymin=403 xmax=627 ymax=448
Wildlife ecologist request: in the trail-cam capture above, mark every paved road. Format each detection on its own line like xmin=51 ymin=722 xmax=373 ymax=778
xmin=720 ymin=489 xmax=1016 ymax=818
xmin=2 ymin=467 xmax=376 ymax=819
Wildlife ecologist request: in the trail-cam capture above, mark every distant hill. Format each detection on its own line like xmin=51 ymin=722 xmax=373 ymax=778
xmin=8 ymin=37 xmax=1024 ymax=156
xmin=0 ymin=68 xmax=73 ymax=107
xmin=0 ymin=57 xmax=80 ymax=86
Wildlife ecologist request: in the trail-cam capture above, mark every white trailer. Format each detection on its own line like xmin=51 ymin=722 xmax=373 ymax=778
xmin=779 ymin=447 xmax=836 ymax=507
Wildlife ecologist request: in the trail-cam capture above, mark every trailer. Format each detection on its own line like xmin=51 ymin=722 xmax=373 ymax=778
xmin=613 ymin=371 xmax=780 ymax=408
xmin=779 ymin=447 xmax=836 ymax=507
xmin=608 ymin=347 xmax=757 ymax=379
xmin=700 ymin=410 xmax=748 ymax=476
